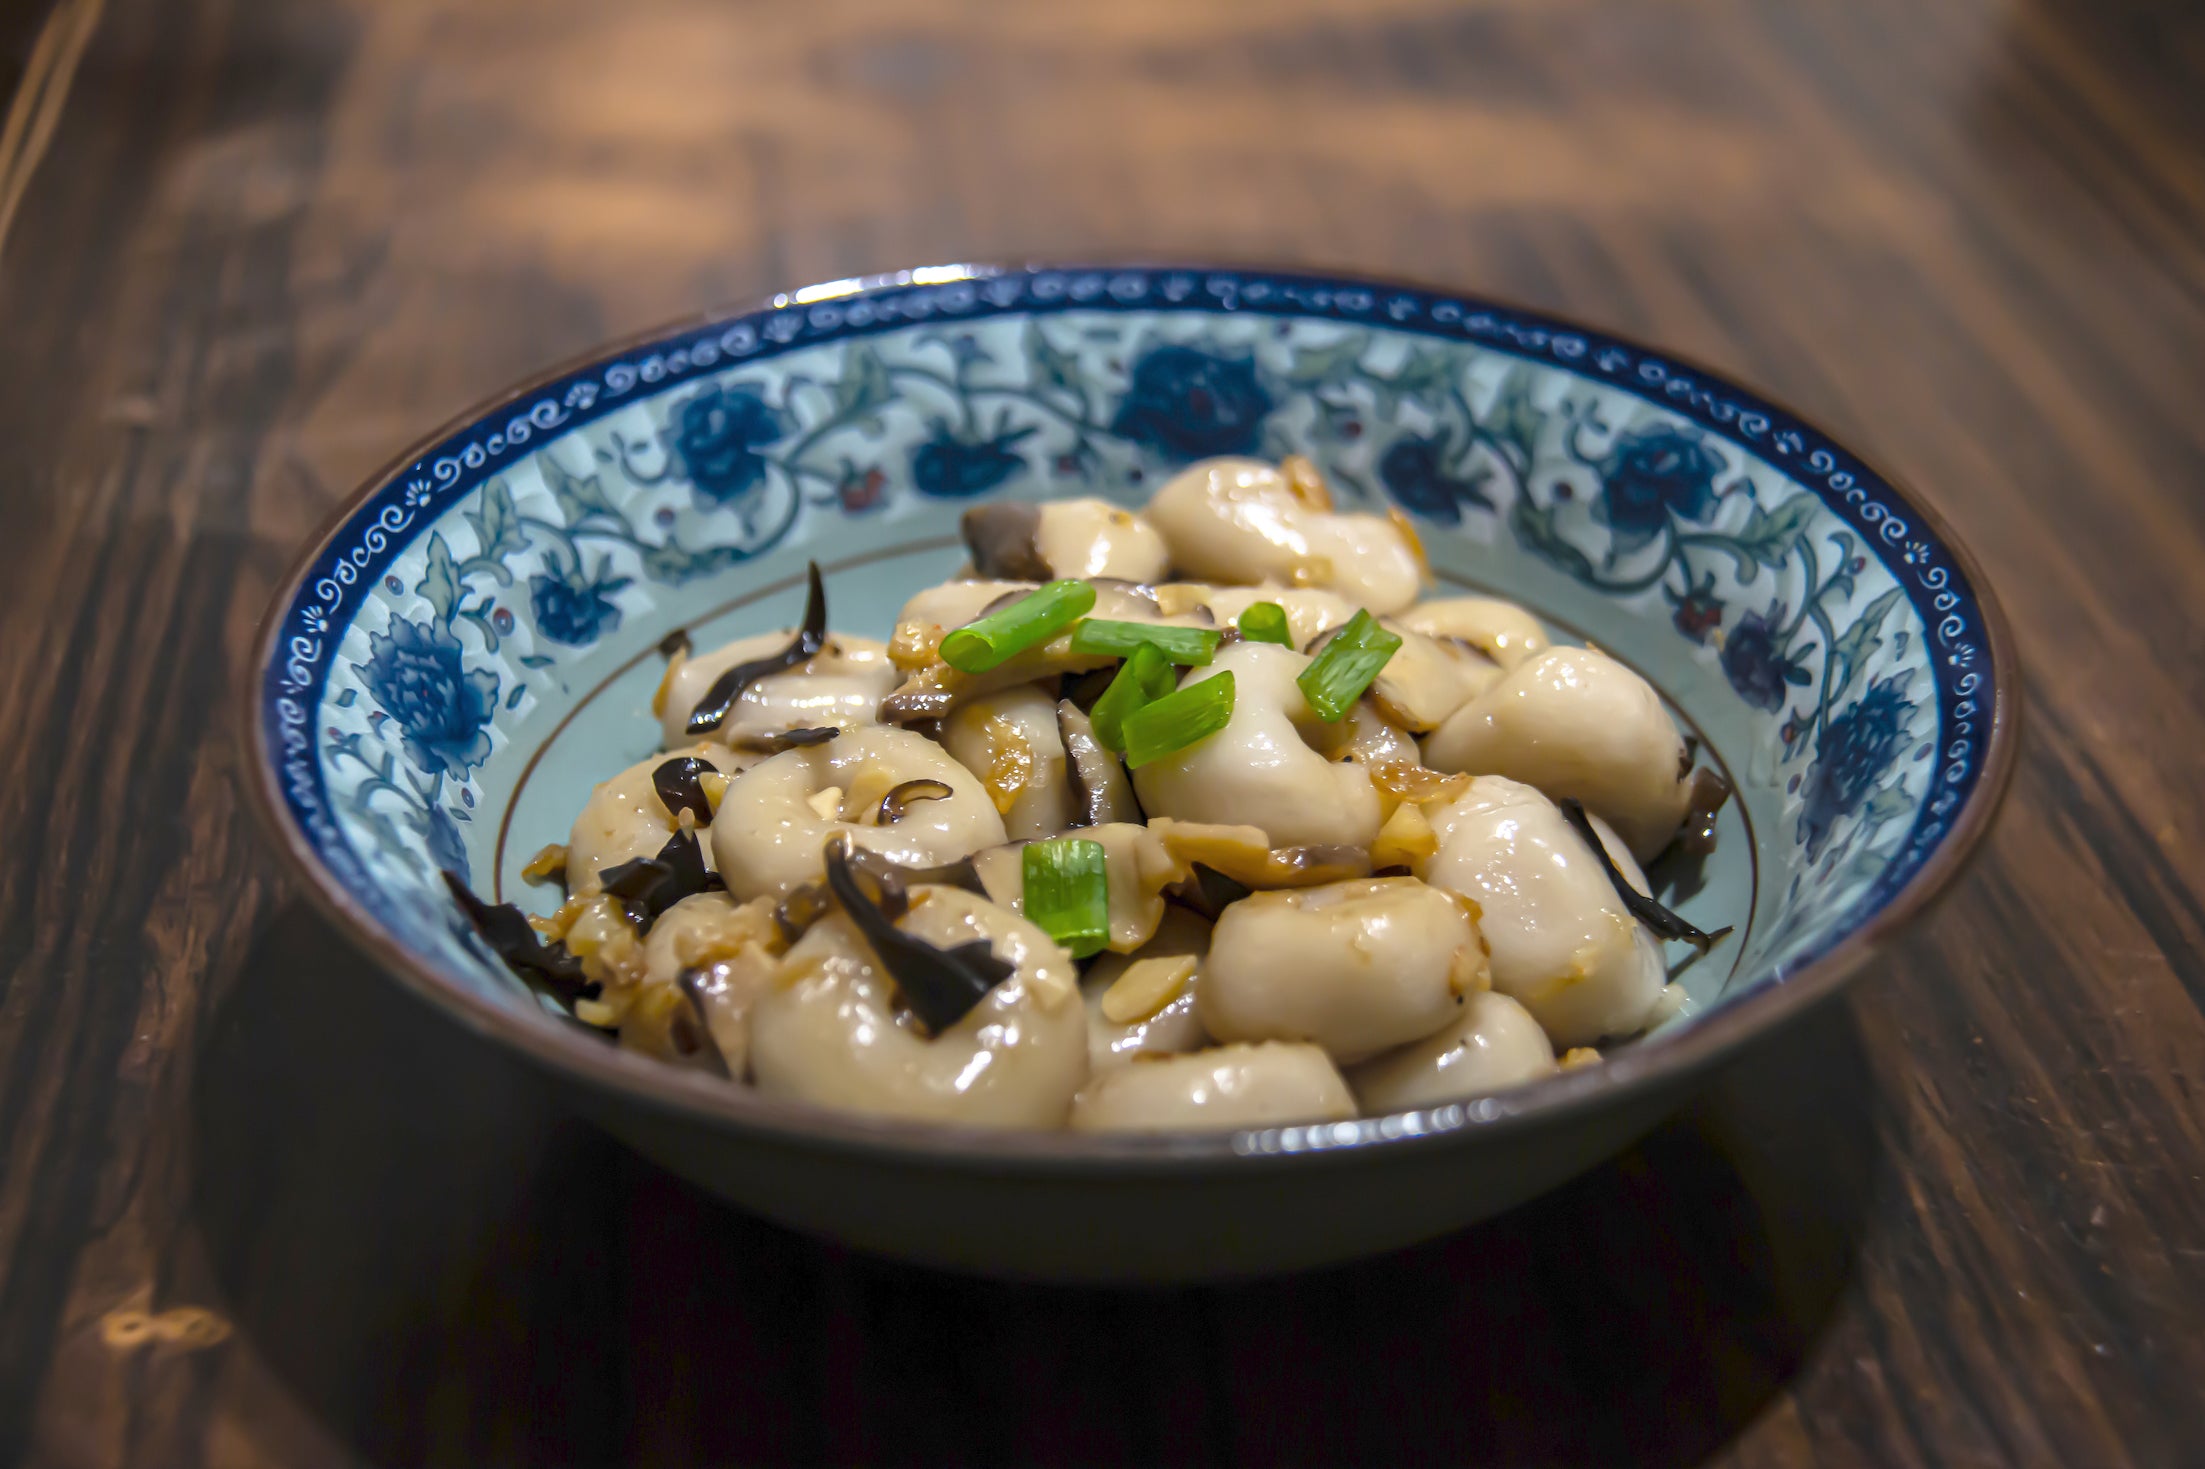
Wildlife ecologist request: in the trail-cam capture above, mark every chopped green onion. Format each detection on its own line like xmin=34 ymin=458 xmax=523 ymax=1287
xmin=1069 ymin=618 xmax=1221 ymax=666
xmin=1296 ymin=609 xmax=1402 ymax=721
xmin=1022 ymin=838 xmax=1110 ymax=958
xmin=1089 ymin=642 xmax=1178 ymax=752
xmin=1236 ymin=601 xmax=1293 ymax=646
xmin=1122 ymin=671 xmax=1236 ymax=768
xmin=939 ymin=580 xmax=1097 ymax=673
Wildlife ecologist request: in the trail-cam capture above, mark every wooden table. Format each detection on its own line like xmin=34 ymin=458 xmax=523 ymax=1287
xmin=3 ymin=0 xmax=2201 ymax=1463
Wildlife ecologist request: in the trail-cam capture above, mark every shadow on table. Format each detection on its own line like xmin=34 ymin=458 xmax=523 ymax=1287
xmin=191 ymin=902 xmax=1882 ymax=1468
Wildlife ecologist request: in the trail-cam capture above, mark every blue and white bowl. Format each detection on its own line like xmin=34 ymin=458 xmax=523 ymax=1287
xmin=245 ymin=264 xmax=2017 ymax=1280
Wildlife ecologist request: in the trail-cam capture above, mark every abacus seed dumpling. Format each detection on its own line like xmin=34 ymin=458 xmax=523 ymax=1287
xmin=1068 ymin=1043 xmax=1356 ymax=1133
xmin=965 ymin=822 xmax=1185 ymax=955
xmin=961 ymin=499 xmax=1171 ymax=582
xmin=1394 ymin=596 xmax=1551 ymax=670
xmin=566 ymin=741 xmax=745 ymax=891
xmin=940 ymin=683 xmax=1075 ymax=840
xmin=639 ymin=890 xmax=778 ymax=989
xmin=709 ymin=726 xmax=1006 ymax=899
xmin=1040 ymin=499 xmax=1170 ymax=580
xmin=749 ymin=887 xmax=1088 ymax=1128
xmin=892 ymin=579 xmax=1038 ymax=659
xmin=1082 ymin=905 xmax=1214 ymax=1071
xmin=1422 ymin=644 xmax=1693 ymax=861
xmin=1199 ymin=877 xmax=1485 ymax=1064
xmin=1314 ymin=699 xmax=1421 ymax=768
xmin=1130 ymin=640 xmax=1381 ymax=851
xmin=1420 ymin=775 xmax=1666 ymax=1047
xmin=658 ymin=631 xmax=896 ymax=749
xmin=1363 ymin=622 xmax=1504 ymax=732
xmin=1346 ymin=990 xmax=1557 ymax=1113
xmin=632 ymin=891 xmax=782 ymax=1074
xmin=1145 ymin=456 xmax=1425 ymax=613
xmin=1197 ymin=585 xmax=1362 ymax=648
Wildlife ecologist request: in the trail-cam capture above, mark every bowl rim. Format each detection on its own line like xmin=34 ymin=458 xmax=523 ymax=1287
xmin=239 ymin=259 xmax=2021 ymax=1170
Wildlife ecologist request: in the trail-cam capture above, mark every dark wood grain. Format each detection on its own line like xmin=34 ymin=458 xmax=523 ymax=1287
xmin=1 ymin=0 xmax=2201 ymax=1463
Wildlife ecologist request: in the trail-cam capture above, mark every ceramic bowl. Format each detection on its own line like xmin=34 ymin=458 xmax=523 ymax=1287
xmin=245 ymin=264 xmax=2016 ymax=1281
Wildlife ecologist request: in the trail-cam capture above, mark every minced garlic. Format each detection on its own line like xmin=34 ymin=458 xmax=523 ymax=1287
xmin=651 ymin=648 xmax=687 ymax=719
xmin=1367 ymin=760 xmax=1470 ymax=806
xmin=888 ymin=622 xmax=945 ymax=670
xmin=1370 ymin=801 xmax=1439 ymax=869
xmin=1281 ymin=454 xmax=1335 ymax=512
xmin=521 ymin=843 xmax=569 ymax=885
xmin=980 ymin=713 xmax=1034 ymax=815
xmin=1100 ymin=954 xmax=1198 ymax=1024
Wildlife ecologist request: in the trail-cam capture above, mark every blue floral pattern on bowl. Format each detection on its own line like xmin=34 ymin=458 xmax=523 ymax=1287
xmin=253 ymin=264 xmax=2005 ymax=1052
xmin=667 ymin=384 xmax=785 ymax=506
xmin=1111 ymin=343 xmax=1275 ymax=459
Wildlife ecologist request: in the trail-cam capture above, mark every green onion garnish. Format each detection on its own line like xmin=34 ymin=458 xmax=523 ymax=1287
xmin=938 ymin=580 xmax=1097 ymax=673
xmin=1236 ymin=601 xmax=1293 ymax=646
xmin=1089 ymin=642 xmax=1178 ymax=752
xmin=1022 ymin=838 xmax=1110 ymax=958
xmin=1069 ymin=618 xmax=1221 ymax=666
xmin=1296 ymin=609 xmax=1402 ymax=721
xmin=1122 ymin=671 xmax=1236 ymax=768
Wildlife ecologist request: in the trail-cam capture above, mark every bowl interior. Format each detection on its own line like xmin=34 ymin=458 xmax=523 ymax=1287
xmin=258 ymin=265 xmax=2001 ymax=1113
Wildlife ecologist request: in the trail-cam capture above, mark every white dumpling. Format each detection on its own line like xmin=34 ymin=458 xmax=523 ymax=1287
xmin=750 ymin=888 xmax=1088 ymax=1128
xmin=1145 ymin=457 xmax=1424 ymax=613
xmin=1395 ymin=596 xmax=1550 ymax=670
xmin=1198 ymin=585 xmax=1362 ymax=648
xmin=632 ymin=891 xmax=781 ymax=1075
xmin=1130 ymin=641 xmax=1380 ymax=851
xmin=659 ymin=631 xmax=897 ymax=749
xmin=1199 ymin=878 xmax=1483 ymax=1063
xmin=960 ymin=500 xmax=1172 ymax=582
xmin=1347 ymin=991 xmax=1557 ymax=1113
xmin=1068 ymin=1043 xmax=1356 ymax=1133
xmin=1419 ymin=775 xmax=1666 ymax=1047
xmin=710 ymin=727 xmax=1006 ymax=899
xmin=1422 ymin=645 xmax=1692 ymax=860
xmin=1036 ymin=499 xmax=1170 ymax=582
xmin=940 ymin=683 xmax=1076 ymax=839
xmin=565 ymin=741 xmax=744 ymax=890
xmin=1081 ymin=906 xmax=1214 ymax=1070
